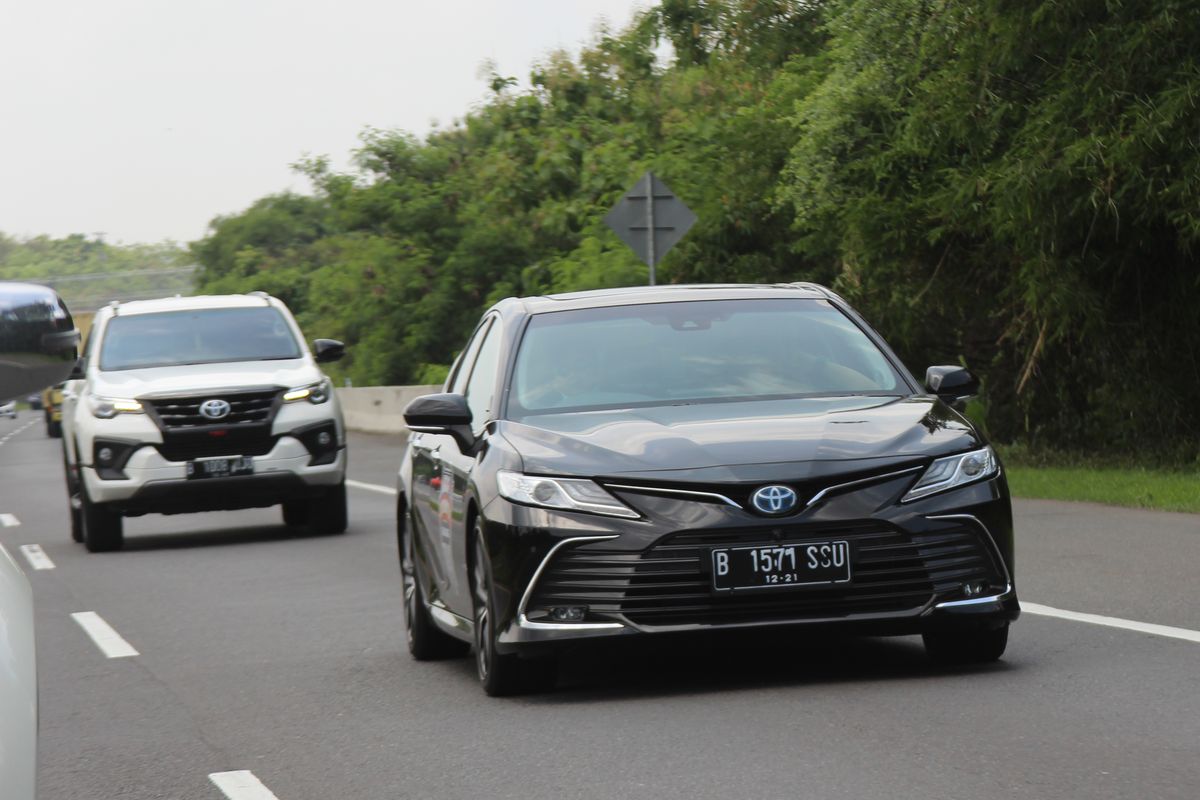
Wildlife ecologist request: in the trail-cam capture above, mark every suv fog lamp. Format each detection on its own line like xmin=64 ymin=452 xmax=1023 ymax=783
xmin=317 ymin=431 xmax=332 ymax=447
xmin=97 ymin=447 xmax=114 ymax=464
xmin=550 ymin=606 xmax=588 ymax=622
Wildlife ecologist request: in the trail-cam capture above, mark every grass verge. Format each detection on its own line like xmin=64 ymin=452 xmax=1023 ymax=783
xmin=1003 ymin=464 xmax=1200 ymax=514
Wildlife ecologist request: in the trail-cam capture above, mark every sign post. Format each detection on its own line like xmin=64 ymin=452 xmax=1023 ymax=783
xmin=604 ymin=172 xmax=696 ymax=285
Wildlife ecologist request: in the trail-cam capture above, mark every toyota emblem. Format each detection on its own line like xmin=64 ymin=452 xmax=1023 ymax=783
xmin=199 ymin=398 xmax=232 ymax=420
xmin=750 ymin=485 xmax=798 ymax=515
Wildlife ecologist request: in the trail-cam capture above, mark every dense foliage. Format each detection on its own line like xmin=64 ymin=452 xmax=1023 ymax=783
xmin=191 ymin=0 xmax=1200 ymax=459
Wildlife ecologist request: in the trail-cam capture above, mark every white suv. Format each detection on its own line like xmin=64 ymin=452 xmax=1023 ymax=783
xmin=61 ymin=293 xmax=348 ymax=551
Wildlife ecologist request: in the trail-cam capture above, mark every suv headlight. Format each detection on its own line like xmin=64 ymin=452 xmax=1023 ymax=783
xmin=902 ymin=445 xmax=998 ymax=502
xmin=283 ymin=379 xmax=330 ymax=404
xmin=88 ymin=394 xmax=144 ymax=419
xmin=496 ymin=471 xmax=639 ymax=519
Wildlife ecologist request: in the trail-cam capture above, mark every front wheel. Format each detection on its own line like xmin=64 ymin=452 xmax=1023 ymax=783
xmin=63 ymin=449 xmax=83 ymax=543
xmin=308 ymin=481 xmax=347 ymax=535
xmin=401 ymin=521 xmax=468 ymax=660
xmin=81 ymin=484 xmax=123 ymax=553
xmin=471 ymin=526 xmax=556 ymax=696
xmin=923 ymin=624 xmax=1009 ymax=665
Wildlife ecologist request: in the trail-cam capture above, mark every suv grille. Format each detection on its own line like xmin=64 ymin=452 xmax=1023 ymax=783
xmin=145 ymin=389 xmax=282 ymax=462
xmin=146 ymin=389 xmax=280 ymax=429
xmin=526 ymin=524 xmax=1005 ymax=627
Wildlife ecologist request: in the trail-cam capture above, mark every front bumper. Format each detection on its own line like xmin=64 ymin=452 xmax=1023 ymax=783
xmin=483 ymin=476 xmax=1019 ymax=652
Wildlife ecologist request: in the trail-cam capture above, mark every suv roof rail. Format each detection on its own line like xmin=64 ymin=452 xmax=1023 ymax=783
xmin=246 ymin=291 xmax=270 ymax=299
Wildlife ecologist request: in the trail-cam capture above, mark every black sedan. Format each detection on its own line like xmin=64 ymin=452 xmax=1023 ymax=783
xmin=397 ymin=283 xmax=1018 ymax=695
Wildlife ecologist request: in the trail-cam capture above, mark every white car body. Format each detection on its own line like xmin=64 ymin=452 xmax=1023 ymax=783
xmin=0 ymin=546 xmax=37 ymax=800
xmin=0 ymin=400 xmax=16 ymax=418
xmin=61 ymin=294 xmax=347 ymax=548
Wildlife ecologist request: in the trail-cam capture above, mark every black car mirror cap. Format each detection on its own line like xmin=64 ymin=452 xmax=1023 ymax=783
xmin=404 ymin=392 xmax=476 ymax=453
xmin=69 ymin=357 xmax=87 ymax=380
xmin=312 ymin=338 xmax=345 ymax=363
xmin=925 ymin=365 xmax=979 ymax=403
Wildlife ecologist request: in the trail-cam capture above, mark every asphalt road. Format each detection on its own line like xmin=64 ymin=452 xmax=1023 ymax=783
xmin=1 ymin=412 xmax=1197 ymax=800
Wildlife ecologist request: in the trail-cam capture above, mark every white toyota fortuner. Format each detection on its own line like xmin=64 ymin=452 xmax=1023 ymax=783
xmin=61 ymin=293 xmax=348 ymax=551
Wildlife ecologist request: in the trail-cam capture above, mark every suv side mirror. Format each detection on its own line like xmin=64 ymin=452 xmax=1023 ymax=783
xmin=312 ymin=339 xmax=345 ymax=363
xmin=404 ymin=393 xmax=475 ymax=453
xmin=69 ymin=357 xmax=86 ymax=380
xmin=925 ymin=366 xmax=979 ymax=406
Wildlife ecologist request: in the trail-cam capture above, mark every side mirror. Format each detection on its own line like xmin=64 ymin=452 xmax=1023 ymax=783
xmin=404 ymin=393 xmax=475 ymax=453
xmin=312 ymin=338 xmax=345 ymax=363
xmin=68 ymin=358 xmax=86 ymax=380
xmin=925 ymin=366 xmax=979 ymax=406
xmin=0 ymin=282 xmax=80 ymax=401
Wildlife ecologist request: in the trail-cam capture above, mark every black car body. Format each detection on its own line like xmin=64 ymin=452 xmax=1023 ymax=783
xmin=397 ymin=283 xmax=1019 ymax=695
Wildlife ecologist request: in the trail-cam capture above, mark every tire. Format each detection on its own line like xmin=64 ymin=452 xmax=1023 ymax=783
xmin=63 ymin=449 xmax=83 ymax=543
xmin=47 ymin=419 xmax=62 ymax=438
xmin=308 ymin=480 xmax=348 ymax=535
xmin=281 ymin=499 xmax=310 ymax=527
xmin=471 ymin=524 xmax=557 ymax=696
xmin=923 ymin=624 xmax=1009 ymax=665
xmin=81 ymin=483 xmax=123 ymax=553
xmin=400 ymin=518 xmax=468 ymax=660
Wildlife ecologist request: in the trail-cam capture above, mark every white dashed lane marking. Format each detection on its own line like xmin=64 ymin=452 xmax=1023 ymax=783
xmin=18 ymin=544 xmax=54 ymax=570
xmin=209 ymin=770 xmax=282 ymax=800
xmin=71 ymin=611 xmax=140 ymax=658
xmin=0 ymin=513 xmax=19 ymax=527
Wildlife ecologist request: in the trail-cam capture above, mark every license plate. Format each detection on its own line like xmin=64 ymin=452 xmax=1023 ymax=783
xmin=711 ymin=540 xmax=851 ymax=592
xmin=185 ymin=456 xmax=254 ymax=480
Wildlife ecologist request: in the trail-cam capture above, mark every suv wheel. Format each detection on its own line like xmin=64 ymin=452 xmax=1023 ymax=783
xmin=81 ymin=484 xmax=124 ymax=552
xmin=471 ymin=525 xmax=556 ymax=696
xmin=923 ymin=623 xmax=1009 ymax=665
xmin=63 ymin=448 xmax=83 ymax=543
xmin=401 ymin=522 xmax=468 ymax=660
xmin=281 ymin=500 xmax=310 ymax=527
xmin=309 ymin=481 xmax=347 ymax=535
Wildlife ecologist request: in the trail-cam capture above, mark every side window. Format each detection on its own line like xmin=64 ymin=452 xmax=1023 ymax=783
xmin=447 ymin=319 xmax=491 ymax=395
xmin=463 ymin=320 xmax=502 ymax=431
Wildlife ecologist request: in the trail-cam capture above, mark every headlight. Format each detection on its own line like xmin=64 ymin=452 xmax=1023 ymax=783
xmin=496 ymin=471 xmax=639 ymax=519
xmin=283 ymin=379 xmax=330 ymax=404
xmin=902 ymin=445 xmax=998 ymax=502
xmin=88 ymin=394 xmax=144 ymax=419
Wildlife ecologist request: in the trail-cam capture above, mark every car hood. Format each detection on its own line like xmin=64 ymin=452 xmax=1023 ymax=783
xmin=92 ymin=359 xmax=320 ymax=398
xmin=499 ymin=396 xmax=981 ymax=481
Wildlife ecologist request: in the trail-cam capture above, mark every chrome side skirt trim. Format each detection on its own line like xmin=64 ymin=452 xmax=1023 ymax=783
xmin=429 ymin=604 xmax=473 ymax=637
xmin=805 ymin=465 xmax=923 ymax=508
xmin=604 ymin=484 xmax=741 ymax=508
xmin=516 ymin=534 xmax=625 ymax=631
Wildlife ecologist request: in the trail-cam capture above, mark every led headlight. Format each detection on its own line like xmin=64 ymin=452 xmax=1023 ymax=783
xmin=902 ymin=445 xmax=999 ymax=502
xmin=496 ymin=471 xmax=639 ymax=519
xmin=283 ymin=379 xmax=330 ymax=404
xmin=88 ymin=394 xmax=144 ymax=419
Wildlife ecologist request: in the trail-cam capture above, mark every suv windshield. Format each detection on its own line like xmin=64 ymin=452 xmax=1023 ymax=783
xmin=509 ymin=298 xmax=904 ymax=417
xmin=99 ymin=307 xmax=302 ymax=371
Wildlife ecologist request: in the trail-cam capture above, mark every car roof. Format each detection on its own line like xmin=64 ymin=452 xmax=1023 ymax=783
xmin=502 ymin=283 xmax=837 ymax=316
xmin=102 ymin=294 xmax=274 ymax=316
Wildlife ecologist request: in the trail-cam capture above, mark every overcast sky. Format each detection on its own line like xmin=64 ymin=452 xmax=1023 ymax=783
xmin=0 ymin=0 xmax=650 ymax=246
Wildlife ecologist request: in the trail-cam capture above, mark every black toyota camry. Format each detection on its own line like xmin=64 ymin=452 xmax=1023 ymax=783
xmin=397 ymin=283 xmax=1019 ymax=695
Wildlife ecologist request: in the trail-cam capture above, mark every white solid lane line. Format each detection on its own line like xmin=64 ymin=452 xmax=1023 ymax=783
xmin=71 ymin=611 xmax=140 ymax=658
xmin=346 ymin=478 xmax=398 ymax=497
xmin=0 ymin=513 xmax=19 ymax=527
xmin=18 ymin=544 xmax=54 ymax=570
xmin=1023 ymin=602 xmax=1200 ymax=645
xmin=209 ymin=770 xmax=282 ymax=800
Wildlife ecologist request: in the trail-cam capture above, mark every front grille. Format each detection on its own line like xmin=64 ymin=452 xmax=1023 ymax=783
xmin=526 ymin=524 xmax=1004 ymax=627
xmin=146 ymin=389 xmax=280 ymax=429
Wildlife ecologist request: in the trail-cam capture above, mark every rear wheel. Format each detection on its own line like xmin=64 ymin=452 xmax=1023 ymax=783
xmin=81 ymin=484 xmax=123 ymax=553
xmin=400 ymin=519 xmax=468 ymax=660
xmin=309 ymin=481 xmax=348 ymax=535
xmin=923 ymin=624 xmax=1009 ymax=665
xmin=471 ymin=525 xmax=556 ymax=696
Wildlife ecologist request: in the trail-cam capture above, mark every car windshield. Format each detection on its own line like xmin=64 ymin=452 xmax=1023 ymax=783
xmin=98 ymin=307 xmax=302 ymax=371
xmin=508 ymin=298 xmax=905 ymax=417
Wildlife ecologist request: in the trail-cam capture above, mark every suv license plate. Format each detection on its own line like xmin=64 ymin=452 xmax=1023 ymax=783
xmin=185 ymin=456 xmax=255 ymax=480
xmin=711 ymin=541 xmax=852 ymax=592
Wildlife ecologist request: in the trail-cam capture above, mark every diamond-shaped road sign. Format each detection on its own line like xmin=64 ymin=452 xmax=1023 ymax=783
xmin=604 ymin=172 xmax=697 ymax=285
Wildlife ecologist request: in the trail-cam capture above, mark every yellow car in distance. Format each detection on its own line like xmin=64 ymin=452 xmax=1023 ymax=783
xmin=42 ymin=383 xmax=64 ymax=437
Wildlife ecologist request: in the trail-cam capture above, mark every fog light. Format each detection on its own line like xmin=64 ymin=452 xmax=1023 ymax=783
xmin=549 ymin=606 xmax=587 ymax=622
xmin=97 ymin=447 xmax=114 ymax=464
xmin=317 ymin=431 xmax=333 ymax=447
xmin=963 ymin=581 xmax=988 ymax=597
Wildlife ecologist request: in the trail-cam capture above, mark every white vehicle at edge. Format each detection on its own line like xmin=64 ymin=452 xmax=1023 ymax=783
xmin=61 ymin=293 xmax=349 ymax=551
xmin=0 ymin=545 xmax=37 ymax=800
